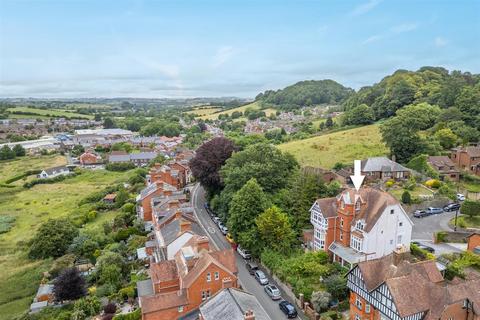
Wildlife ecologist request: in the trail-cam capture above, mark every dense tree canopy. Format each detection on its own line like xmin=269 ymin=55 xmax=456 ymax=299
xmin=256 ymin=80 xmax=353 ymax=110
xmin=53 ymin=267 xmax=86 ymax=301
xmin=190 ymin=137 xmax=236 ymax=194
xmin=29 ymin=219 xmax=79 ymax=259
xmin=343 ymin=103 xmax=375 ymax=125
xmin=255 ymin=206 xmax=295 ymax=253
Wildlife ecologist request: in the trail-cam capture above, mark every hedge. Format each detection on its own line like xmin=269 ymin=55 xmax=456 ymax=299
xmin=112 ymin=308 xmax=141 ymax=320
xmin=23 ymin=172 xmax=77 ymax=188
xmin=4 ymin=169 xmax=41 ymax=184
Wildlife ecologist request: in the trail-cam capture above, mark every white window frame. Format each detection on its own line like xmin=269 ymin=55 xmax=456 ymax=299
xmin=214 ymin=271 xmax=219 ymax=280
xmin=356 ymin=296 xmax=362 ymax=310
xmin=365 ymin=303 xmax=370 ymax=313
xmin=206 ymin=272 xmax=211 ymax=282
xmin=178 ymin=306 xmax=184 ymax=313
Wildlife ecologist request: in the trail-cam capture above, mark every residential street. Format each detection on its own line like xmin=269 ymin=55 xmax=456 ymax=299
xmin=191 ymin=184 xmax=307 ymax=320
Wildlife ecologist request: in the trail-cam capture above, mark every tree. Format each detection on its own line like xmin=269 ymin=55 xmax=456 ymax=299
xmin=12 ymin=144 xmax=26 ymax=157
xmin=325 ymin=116 xmax=334 ymax=128
xmin=311 ymin=291 xmax=331 ymax=313
xmin=323 ymin=274 xmax=348 ymax=301
xmin=189 ymin=137 xmax=236 ymax=194
xmin=256 ymin=206 xmax=295 ymax=253
xmin=72 ymin=296 xmax=101 ymax=319
xmin=401 ymin=190 xmax=412 ymax=204
xmin=227 ymin=178 xmax=270 ymax=241
xmin=71 ymin=145 xmax=85 ymax=157
xmin=99 ymin=264 xmax=123 ymax=289
xmin=103 ymin=117 xmax=115 ymax=129
xmin=343 ymin=103 xmax=375 ymax=125
xmin=434 ymin=128 xmax=459 ymax=150
xmin=53 ymin=267 xmax=86 ymax=301
xmin=115 ymin=189 xmax=129 ymax=208
xmin=0 ymin=145 xmax=15 ymax=160
xmin=460 ymin=200 xmax=480 ymax=219
xmin=29 ymin=219 xmax=79 ymax=259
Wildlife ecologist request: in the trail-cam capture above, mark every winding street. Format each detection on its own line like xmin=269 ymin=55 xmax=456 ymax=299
xmin=191 ymin=184 xmax=307 ymax=320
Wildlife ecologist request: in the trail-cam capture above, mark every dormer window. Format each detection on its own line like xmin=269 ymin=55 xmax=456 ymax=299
xmin=356 ymin=221 xmax=364 ymax=230
xmin=355 ymin=201 xmax=361 ymax=212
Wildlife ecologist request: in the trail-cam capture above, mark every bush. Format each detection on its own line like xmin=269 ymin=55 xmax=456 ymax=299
xmin=112 ymin=309 xmax=141 ymax=320
xmin=410 ymin=243 xmax=435 ymax=260
xmin=0 ymin=215 xmax=15 ymax=234
xmin=103 ymin=302 xmax=117 ymax=314
xmin=425 ymin=179 xmax=442 ymax=189
xmin=29 ymin=219 xmax=79 ymax=259
xmin=24 ymin=173 xmax=77 ymax=189
xmin=106 ymin=162 xmax=135 ymax=172
xmin=401 ymin=190 xmax=412 ymax=204
xmin=436 ymin=231 xmax=448 ymax=243
xmin=385 ymin=179 xmax=394 ymax=188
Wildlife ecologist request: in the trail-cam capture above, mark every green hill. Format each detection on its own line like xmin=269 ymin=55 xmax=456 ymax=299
xmin=277 ymin=124 xmax=388 ymax=169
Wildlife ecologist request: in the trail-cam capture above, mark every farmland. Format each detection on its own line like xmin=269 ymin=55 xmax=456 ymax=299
xmin=278 ymin=124 xmax=388 ymax=168
xmin=197 ymin=101 xmax=276 ymax=120
xmin=6 ymin=106 xmax=94 ymax=120
xmin=184 ymin=107 xmax=223 ymax=117
xmin=0 ymin=156 xmax=134 ymax=319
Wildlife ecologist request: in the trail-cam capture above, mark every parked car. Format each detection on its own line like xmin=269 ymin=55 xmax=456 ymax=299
xmin=457 ymin=193 xmax=466 ymax=201
xmin=204 ymin=202 xmax=209 ymax=209
xmin=411 ymin=241 xmax=435 ymax=253
xmin=213 ymin=216 xmax=220 ymax=224
xmin=254 ymin=270 xmax=269 ymax=285
xmin=413 ymin=210 xmax=430 ymax=218
xmin=218 ymin=221 xmax=225 ymax=230
xmin=237 ymin=246 xmax=251 ymax=259
xmin=220 ymin=225 xmax=228 ymax=235
xmin=246 ymin=262 xmax=258 ymax=275
xmin=226 ymin=233 xmax=235 ymax=244
xmin=279 ymin=301 xmax=298 ymax=318
xmin=426 ymin=207 xmax=443 ymax=215
xmin=264 ymin=284 xmax=281 ymax=300
xmin=443 ymin=203 xmax=461 ymax=212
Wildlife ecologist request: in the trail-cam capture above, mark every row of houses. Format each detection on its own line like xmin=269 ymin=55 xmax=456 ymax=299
xmin=427 ymin=145 xmax=480 ymax=181
xmin=133 ymin=157 xmax=271 ymax=320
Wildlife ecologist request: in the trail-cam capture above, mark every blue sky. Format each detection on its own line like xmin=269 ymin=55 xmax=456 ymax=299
xmin=1 ymin=0 xmax=479 ymax=98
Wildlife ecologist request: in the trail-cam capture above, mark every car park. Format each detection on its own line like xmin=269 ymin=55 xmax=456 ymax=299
xmin=443 ymin=203 xmax=461 ymax=212
xmin=413 ymin=210 xmax=430 ymax=218
xmin=254 ymin=270 xmax=269 ymax=285
xmin=246 ymin=262 xmax=258 ymax=275
xmin=279 ymin=301 xmax=298 ymax=318
xmin=426 ymin=207 xmax=443 ymax=215
xmin=237 ymin=246 xmax=251 ymax=259
xmin=264 ymin=284 xmax=281 ymax=300
xmin=457 ymin=194 xmax=466 ymax=201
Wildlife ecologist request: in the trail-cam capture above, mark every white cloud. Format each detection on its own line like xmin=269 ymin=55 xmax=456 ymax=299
xmin=362 ymin=34 xmax=383 ymax=45
xmin=434 ymin=36 xmax=448 ymax=47
xmin=391 ymin=23 xmax=418 ymax=34
xmin=349 ymin=0 xmax=382 ymax=17
xmin=212 ymin=46 xmax=234 ymax=68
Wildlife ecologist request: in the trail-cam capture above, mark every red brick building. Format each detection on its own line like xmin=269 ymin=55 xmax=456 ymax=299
xmin=79 ymin=151 xmax=101 ymax=165
xmin=148 ymin=164 xmax=186 ymax=189
xmin=137 ymin=237 xmax=238 ymax=320
xmin=467 ymin=233 xmax=480 ymax=253
xmin=451 ymin=146 xmax=480 ymax=176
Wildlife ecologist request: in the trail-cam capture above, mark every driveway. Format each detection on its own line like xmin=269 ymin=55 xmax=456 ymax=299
xmin=191 ymin=184 xmax=306 ymax=320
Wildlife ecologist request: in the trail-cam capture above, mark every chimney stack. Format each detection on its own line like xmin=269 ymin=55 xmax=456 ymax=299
xmin=222 ymin=277 xmax=233 ymax=289
xmin=393 ymin=245 xmax=408 ymax=266
xmin=180 ymin=219 xmax=191 ymax=233
xmin=196 ymin=236 xmax=210 ymax=252
xmin=244 ymin=310 xmax=255 ymax=320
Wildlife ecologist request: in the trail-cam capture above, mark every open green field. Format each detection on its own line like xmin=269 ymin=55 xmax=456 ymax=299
xmin=185 ymin=107 xmax=223 ymax=116
xmin=197 ymin=101 xmax=275 ymax=120
xmin=7 ymin=107 xmax=94 ymax=120
xmin=278 ymin=124 xmax=388 ymax=168
xmin=0 ymin=156 xmax=133 ymax=319
xmin=0 ymin=155 xmax=66 ymax=184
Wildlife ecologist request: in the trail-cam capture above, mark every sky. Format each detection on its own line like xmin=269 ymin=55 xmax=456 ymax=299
xmin=0 ymin=0 xmax=479 ymax=98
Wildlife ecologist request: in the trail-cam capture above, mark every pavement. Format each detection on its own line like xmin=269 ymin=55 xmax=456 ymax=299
xmin=410 ymin=209 xmax=465 ymax=256
xmin=191 ymin=184 xmax=307 ymax=320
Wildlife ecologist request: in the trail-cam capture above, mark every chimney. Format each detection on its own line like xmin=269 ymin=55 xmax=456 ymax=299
xmin=391 ymin=154 xmax=396 ymax=163
xmin=180 ymin=219 xmax=191 ymax=233
xmin=244 ymin=310 xmax=255 ymax=320
xmin=222 ymin=277 xmax=233 ymax=289
xmin=196 ymin=236 xmax=210 ymax=252
xmin=175 ymin=210 xmax=183 ymax=220
xmin=393 ymin=245 xmax=408 ymax=266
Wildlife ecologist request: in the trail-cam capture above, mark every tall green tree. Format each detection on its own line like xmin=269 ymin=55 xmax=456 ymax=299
xmin=343 ymin=103 xmax=375 ymax=125
xmin=29 ymin=219 xmax=79 ymax=259
xmin=12 ymin=144 xmax=26 ymax=156
xmin=227 ymin=178 xmax=270 ymax=241
xmin=256 ymin=206 xmax=295 ymax=253
xmin=0 ymin=145 xmax=15 ymax=160
xmin=53 ymin=268 xmax=86 ymax=302
xmin=103 ymin=117 xmax=115 ymax=129
xmin=461 ymin=200 xmax=480 ymax=219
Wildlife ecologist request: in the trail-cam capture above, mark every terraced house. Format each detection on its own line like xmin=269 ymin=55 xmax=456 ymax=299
xmin=347 ymin=250 xmax=480 ymax=320
xmin=310 ymin=187 xmax=413 ymax=267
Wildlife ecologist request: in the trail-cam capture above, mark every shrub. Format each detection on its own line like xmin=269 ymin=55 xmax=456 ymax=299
xmin=29 ymin=219 xmax=79 ymax=259
xmin=105 ymin=162 xmax=135 ymax=172
xmin=103 ymin=302 xmax=117 ymax=314
xmin=112 ymin=309 xmax=141 ymax=320
xmin=311 ymin=291 xmax=331 ymax=313
xmin=436 ymin=231 xmax=448 ymax=243
xmin=385 ymin=179 xmax=394 ymax=188
xmin=410 ymin=243 xmax=435 ymax=260
xmin=401 ymin=190 xmax=412 ymax=204
xmin=54 ymin=268 xmax=86 ymax=302
xmin=425 ymin=179 xmax=442 ymax=189
xmin=457 ymin=217 xmax=467 ymax=229
xmin=118 ymin=286 xmax=135 ymax=300
xmin=0 ymin=215 xmax=15 ymax=234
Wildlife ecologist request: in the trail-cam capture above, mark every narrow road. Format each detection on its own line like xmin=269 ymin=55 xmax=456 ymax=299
xmin=191 ymin=184 xmax=306 ymax=320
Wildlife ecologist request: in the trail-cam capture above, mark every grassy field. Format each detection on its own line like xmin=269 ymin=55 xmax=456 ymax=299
xmin=7 ymin=107 xmax=93 ymax=120
xmin=197 ymin=101 xmax=273 ymax=120
xmin=0 ymin=155 xmax=66 ymax=184
xmin=0 ymin=156 xmax=133 ymax=319
xmin=278 ymin=124 xmax=388 ymax=169
xmin=184 ymin=107 xmax=223 ymax=117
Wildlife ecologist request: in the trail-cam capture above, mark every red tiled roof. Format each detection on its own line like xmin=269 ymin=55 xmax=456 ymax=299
xmin=150 ymin=260 xmax=178 ymax=284
xmin=140 ymin=289 xmax=188 ymax=314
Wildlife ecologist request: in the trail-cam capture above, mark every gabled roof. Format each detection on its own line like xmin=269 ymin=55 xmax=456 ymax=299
xmin=427 ymin=156 xmax=457 ymax=169
xmin=140 ymin=289 xmax=188 ymax=314
xmin=199 ymin=288 xmax=272 ymax=320
xmin=150 ymin=260 xmax=179 ymax=284
xmin=43 ymin=166 xmax=69 ymax=175
xmin=313 ymin=198 xmax=337 ymax=218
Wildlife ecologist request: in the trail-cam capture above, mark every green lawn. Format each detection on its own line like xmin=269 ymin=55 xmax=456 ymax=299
xmin=0 ymin=156 xmax=134 ymax=319
xmin=7 ymin=107 xmax=93 ymax=120
xmin=389 ymin=185 xmax=434 ymax=201
xmin=0 ymin=155 xmax=66 ymax=184
xmin=278 ymin=124 xmax=388 ymax=169
xmin=461 ymin=181 xmax=480 ymax=193
xmin=197 ymin=101 xmax=276 ymax=120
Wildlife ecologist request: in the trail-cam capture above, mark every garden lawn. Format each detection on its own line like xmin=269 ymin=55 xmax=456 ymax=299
xmin=451 ymin=216 xmax=480 ymax=229
xmin=461 ymin=181 xmax=480 ymax=193
xmin=278 ymin=124 xmax=388 ymax=169
xmin=0 ymin=166 xmax=134 ymax=320
xmin=389 ymin=185 xmax=434 ymax=201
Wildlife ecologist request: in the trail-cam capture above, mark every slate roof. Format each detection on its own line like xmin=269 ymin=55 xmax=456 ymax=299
xmin=44 ymin=166 xmax=70 ymax=176
xmin=199 ymin=288 xmax=272 ymax=320
xmin=161 ymin=217 xmax=205 ymax=245
xmin=361 ymin=157 xmax=410 ymax=173
xmin=130 ymin=152 xmax=158 ymax=161
xmin=108 ymin=154 xmax=131 ymax=162
xmin=427 ymin=156 xmax=457 ymax=170
xmin=137 ymin=279 xmax=154 ymax=297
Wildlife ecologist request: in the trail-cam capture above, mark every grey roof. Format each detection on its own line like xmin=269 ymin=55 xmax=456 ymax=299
xmin=44 ymin=166 xmax=69 ymax=175
xmin=328 ymin=241 xmax=365 ymax=264
xmin=130 ymin=152 xmax=158 ymax=161
xmin=199 ymin=288 xmax=272 ymax=320
xmin=161 ymin=217 xmax=206 ymax=245
xmin=36 ymin=284 xmax=54 ymax=297
xmin=108 ymin=154 xmax=131 ymax=162
xmin=362 ymin=157 xmax=410 ymax=173
xmin=137 ymin=279 xmax=154 ymax=297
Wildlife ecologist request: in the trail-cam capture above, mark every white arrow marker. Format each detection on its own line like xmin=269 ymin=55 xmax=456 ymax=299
xmin=350 ymin=160 xmax=365 ymax=191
